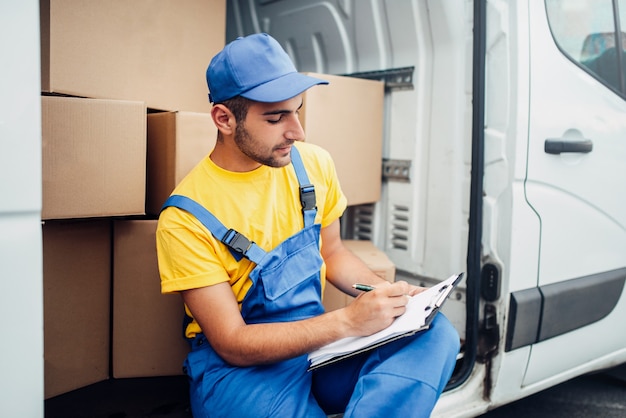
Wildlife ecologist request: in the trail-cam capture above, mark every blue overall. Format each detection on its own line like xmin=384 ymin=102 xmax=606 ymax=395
xmin=161 ymin=147 xmax=460 ymax=418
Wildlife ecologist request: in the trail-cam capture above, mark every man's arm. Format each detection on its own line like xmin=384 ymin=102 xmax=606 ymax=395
xmin=182 ymin=219 xmax=414 ymax=367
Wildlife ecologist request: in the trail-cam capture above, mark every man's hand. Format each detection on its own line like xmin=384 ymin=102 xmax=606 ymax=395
xmin=343 ymin=280 xmax=424 ymax=336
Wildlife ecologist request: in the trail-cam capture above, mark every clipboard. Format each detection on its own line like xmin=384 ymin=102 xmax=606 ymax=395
xmin=307 ymin=272 xmax=464 ymax=371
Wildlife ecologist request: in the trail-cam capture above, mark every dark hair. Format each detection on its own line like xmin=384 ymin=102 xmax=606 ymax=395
xmin=220 ymin=96 xmax=252 ymax=122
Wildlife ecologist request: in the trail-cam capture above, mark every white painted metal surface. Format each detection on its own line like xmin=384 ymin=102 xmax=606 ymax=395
xmin=0 ymin=0 xmax=44 ymax=416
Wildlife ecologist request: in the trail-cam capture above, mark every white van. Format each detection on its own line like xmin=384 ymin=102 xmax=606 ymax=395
xmin=2 ymin=0 xmax=625 ymax=416
xmin=225 ymin=0 xmax=626 ymax=416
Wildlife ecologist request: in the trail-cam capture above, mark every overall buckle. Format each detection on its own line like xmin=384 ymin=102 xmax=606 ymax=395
xmin=222 ymin=229 xmax=252 ymax=254
xmin=300 ymin=184 xmax=317 ymax=212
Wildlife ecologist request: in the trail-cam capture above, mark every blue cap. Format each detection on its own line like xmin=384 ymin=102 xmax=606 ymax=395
xmin=206 ymin=33 xmax=328 ymax=103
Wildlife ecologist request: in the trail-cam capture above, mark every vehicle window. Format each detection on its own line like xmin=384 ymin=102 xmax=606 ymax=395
xmin=545 ymin=0 xmax=626 ymax=95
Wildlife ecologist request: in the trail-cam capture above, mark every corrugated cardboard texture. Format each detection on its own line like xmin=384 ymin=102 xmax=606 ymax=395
xmin=40 ymin=0 xmax=225 ymax=112
xmin=146 ymin=112 xmax=216 ymax=215
xmin=300 ymin=73 xmax=385 ymax=206
xmin=323 ymin=240 xmax=396 ymax=312
xmin=112 ymin=220 xmax=190 ymax=378
xmin=43 ymin=220 xmax=111 ymax=399
xmin=42 ymin=96 xmax=146 ymax=219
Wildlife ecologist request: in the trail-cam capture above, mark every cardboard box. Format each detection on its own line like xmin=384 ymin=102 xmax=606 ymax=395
xmin=112 ymin=220 xmax=190 ymax=378
xmin=146 ymin=111 xmax=217 ymax=215
xmin=323 ymin=240 xmax=396 ymax=311
xmin=300 ymin=74 xmax=385 ymax=206
xmin=43 ymin=220 xmax=111 ymax=399
xmin=42 ymin=95 xmax=147 ymax=220
xmin=40 ymin=0 xmax=226 ymax=112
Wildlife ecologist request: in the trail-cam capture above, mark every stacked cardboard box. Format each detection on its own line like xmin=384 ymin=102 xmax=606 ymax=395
xmin=43 ymin=220 xmax=112 ymax=398
xmin=40 ymin=0 xmax=227 ymax=219
xmin=112 ymin=220 xmax=190 ymax=378
xmin=41 ymin=96 xmax=147 ymax=220
xmin=41 ymin=0 xmax=226 ymax=399
xmin=301 ymin=73 xmax=385 ymax=206
xmin=146 ymin=111 xmax=217 ymax=216
xmin=40 ymin=0 xmax=222 ymax=112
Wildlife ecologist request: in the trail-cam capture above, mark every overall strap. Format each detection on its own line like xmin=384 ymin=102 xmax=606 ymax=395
xmin=161 ymin=194 xmax=267 ymax=264
xmin=161 ymin=146 xmax=317 ymax=262
xmin=290 ymin=146 xmax=317 ymax=227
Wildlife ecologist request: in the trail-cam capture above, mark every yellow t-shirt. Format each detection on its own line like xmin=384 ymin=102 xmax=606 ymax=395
xmin=156 ymin=141 xmax=347 ymax=337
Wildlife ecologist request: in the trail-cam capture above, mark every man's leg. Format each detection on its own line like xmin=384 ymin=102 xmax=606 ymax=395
xmin=312 ymin=314 xmax=460 ymax=417
xmin=185 ymin=335 xmax=327 ymax=418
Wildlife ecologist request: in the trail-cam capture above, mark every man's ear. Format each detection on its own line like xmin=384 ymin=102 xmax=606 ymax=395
xmin=211 ymin=104 xmax=235 ymax=136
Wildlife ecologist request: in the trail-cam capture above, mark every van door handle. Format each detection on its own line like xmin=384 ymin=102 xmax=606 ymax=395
xmin=544 ymin=139 xmax=593 ymax=154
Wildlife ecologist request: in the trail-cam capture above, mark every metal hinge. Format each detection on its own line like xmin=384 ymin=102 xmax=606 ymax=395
xmin=342 ymin=66 xmax=414 ymax=91
xmin=382 ymin=159 xmax=411 ymax=182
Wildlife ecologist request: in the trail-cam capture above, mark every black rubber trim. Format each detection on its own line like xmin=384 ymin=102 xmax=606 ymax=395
xmin=539 ymin=268 xmax=626 ymax=341
xmin=505 ymin=287 xmax=542 ymax=351
xmin=505 ymin=267 xmax=626 ymax=351
xmin=445 ymin=0 xmax=486 ymax=391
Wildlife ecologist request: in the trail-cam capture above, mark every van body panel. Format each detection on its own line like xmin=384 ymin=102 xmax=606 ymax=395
xmin=521 ymin=0 xmax=626 ymax=386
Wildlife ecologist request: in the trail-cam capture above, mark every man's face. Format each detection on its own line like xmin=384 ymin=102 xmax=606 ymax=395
xmin=233 ymin=95 xmax=305 ymax=168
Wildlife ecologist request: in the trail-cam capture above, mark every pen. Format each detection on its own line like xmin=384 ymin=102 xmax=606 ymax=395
xmin=352 ymin=283 xmax=376 ymax=292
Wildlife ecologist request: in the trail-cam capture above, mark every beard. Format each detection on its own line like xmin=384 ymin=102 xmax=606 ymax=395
xmin=233 ymin=123 xmax=293 ymax=168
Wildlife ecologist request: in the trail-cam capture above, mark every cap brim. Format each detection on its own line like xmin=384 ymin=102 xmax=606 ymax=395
xmin=241 ymin=72 xmax=329 ymax=103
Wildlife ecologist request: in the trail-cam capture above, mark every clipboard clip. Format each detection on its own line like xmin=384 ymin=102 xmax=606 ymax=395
xmin=423 ymin=272 xmax=464 ymax=311
xmin=433 ymin=284 xmax=450 ymax=307
xmin=424 ymin=285 xmax=448 ymax=311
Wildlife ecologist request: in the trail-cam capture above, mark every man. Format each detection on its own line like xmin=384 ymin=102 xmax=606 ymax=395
xmin=156 ymin=33 xmax=460 ymax=417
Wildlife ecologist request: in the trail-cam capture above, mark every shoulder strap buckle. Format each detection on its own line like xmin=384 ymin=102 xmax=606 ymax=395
xmin=300 ymin=184 xmax=317 ymax=212
xmin=222 ymin=229 xmax=253 ymax=255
